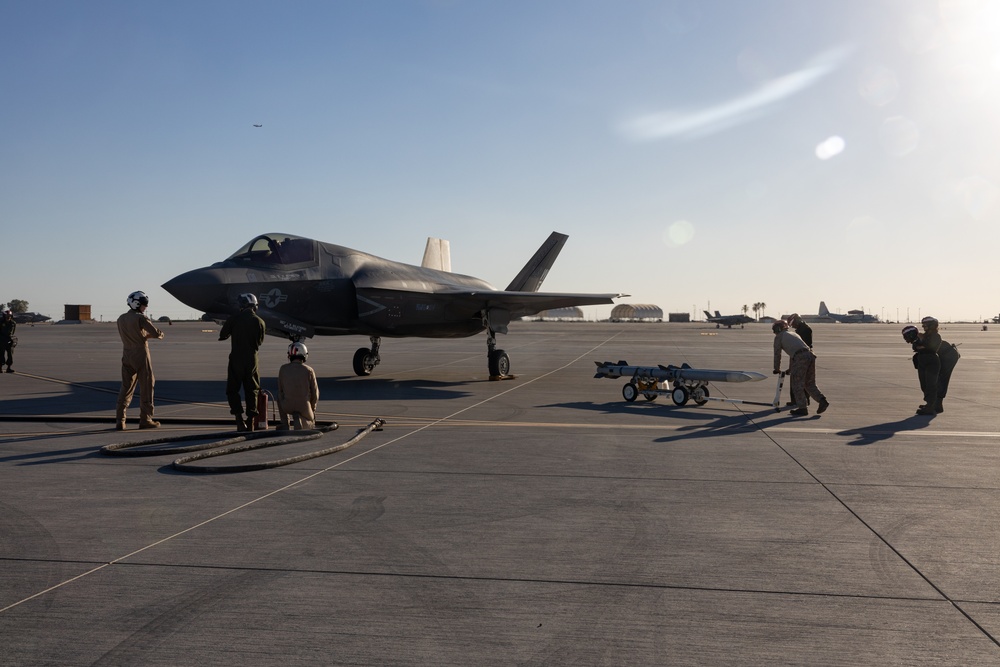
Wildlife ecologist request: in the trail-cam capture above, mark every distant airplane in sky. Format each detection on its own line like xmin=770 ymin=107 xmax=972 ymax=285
xmin=252 ymin=124 xmax=262 ymax=127
xmin=703 ymin=310 xmax=753 ymax=328
xmin=163 ymin=231 xmax=624 ymax=377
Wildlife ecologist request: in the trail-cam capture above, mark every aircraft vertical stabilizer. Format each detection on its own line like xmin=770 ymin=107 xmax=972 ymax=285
xmin=421 ymin=238 xmax=451 ymax=272
xmin=505 ymin=232 xmax=568 ymax=292
xmin=818 ymin=301 xmax=830 ymax=317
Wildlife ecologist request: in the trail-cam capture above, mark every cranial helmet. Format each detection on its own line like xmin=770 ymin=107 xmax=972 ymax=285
xmin=920 ymin=316 xmax=938 ymax=328
xmin=127 ymin=291 xmax=149 ymax=310
xmin=238 ymin=293 xmax=258 ymax=310
xmin=772 ymin=319 xmax=788 ymax=334
xmin=2 ymin=309 xmax=11 ymax=317
xmin=288 ymin=341 xmax=308 ymax=361
xmin=901 ymin=325 xmax=919 ymax=343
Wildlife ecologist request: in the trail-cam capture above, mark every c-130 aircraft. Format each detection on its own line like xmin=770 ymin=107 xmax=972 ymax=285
xmin=163 ymin=231 xmax=623 ymax=377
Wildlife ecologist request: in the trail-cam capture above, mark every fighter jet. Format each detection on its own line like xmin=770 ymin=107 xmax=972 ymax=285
xmin=163 ymin=231 xmax=623 ymax=377
xmin=11 ymin=312 xmax=51 ymax=324
xmin=703 ymin=310 xmax=753 ymax=328
xmin=252 ymin=124 xmax=262 ymax=127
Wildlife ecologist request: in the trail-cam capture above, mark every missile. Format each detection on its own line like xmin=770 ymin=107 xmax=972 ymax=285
xmin=594 ymin=361 xmax=766 ymax=384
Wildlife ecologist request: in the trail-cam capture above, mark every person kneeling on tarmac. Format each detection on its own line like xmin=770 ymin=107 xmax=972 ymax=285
xmin=278 ymin=341 xmax=319 ymax=430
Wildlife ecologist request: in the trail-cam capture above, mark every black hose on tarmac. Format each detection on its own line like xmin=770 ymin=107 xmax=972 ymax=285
xmin=99 ymin=419 xmax=385 ymax=473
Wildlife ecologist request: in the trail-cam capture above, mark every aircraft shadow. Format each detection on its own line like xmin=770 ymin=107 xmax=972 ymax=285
xmin=0 ymin=377 xmax=475 ymax=418
xmin=836 ymin=415 xmax=935 ymax=446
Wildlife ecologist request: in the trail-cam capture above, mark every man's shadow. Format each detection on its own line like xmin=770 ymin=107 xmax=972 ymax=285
xmin=837 ymin=414 xmax=935 ymax=446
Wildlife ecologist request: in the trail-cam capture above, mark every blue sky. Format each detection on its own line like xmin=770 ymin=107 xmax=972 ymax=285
xmin=2 ymin=0 xmax=998 ymax=323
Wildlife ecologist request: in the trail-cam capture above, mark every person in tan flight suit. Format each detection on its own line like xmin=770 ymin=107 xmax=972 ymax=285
xmin=116 ymin=291 xmax=164 ymax=430
xmin=278 ymin=341 xmax=319 ymax=430
xmin=773 ymin=319 xmax=829 ymax=417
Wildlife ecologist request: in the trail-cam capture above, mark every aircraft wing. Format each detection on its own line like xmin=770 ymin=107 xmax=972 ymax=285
xmin=471 ymin=290 xmax=622 ymax=317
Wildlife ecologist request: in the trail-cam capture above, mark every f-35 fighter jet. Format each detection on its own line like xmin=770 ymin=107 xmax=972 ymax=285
xmin=163 ymin=231 xmax=623 ymax=377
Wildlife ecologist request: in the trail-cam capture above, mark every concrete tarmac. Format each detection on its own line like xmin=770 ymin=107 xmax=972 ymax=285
xmin=1 ymin=320 xmax=999 ymax=665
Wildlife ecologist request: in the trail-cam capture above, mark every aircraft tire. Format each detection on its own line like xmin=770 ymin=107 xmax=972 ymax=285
xmin=671 ymin=386 xmax=689 ymax=406
xmin=488 ymin=349 xmax=510 ymax=377
xmin=622 ymin=382 xmax=638 ymax=402
xmin=353 ymin=348 xmax=375 ymax=376
xmin=693 ymin=386 xmax=709 ymax=405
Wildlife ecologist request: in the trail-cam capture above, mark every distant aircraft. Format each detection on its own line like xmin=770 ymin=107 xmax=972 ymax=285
xmin=11 ymin=312 xmax=51 ymax=324
xmin=163 ymin=231 xmax=624 ymax=377
xmin=252 ymin=124 xmax=262 ymax=127
xmin=703 ymin=310 xmax=753 ymax=328
xmin=785 ymin=302 xmax=880 ymax=323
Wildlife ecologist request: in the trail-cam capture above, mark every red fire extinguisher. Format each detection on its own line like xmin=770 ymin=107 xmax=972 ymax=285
xmin=255 ymin=390 xmax=271 ymax=431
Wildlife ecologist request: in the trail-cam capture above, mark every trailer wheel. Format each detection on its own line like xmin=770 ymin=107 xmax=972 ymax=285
xmin=671 ymin=386 xmax=689 ymax=406
xmin=622 ymin=382 xmax=639 ymax=402
xmin=692 ymin=386 xmax=709 ymax=405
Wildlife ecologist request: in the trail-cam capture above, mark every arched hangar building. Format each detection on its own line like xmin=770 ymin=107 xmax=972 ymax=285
xmin=610 ymin=304 xmax=663 ymax=322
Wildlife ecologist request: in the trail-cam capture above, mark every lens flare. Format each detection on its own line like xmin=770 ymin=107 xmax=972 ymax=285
xmin=662 ymin=220 xmax=696 ymax=248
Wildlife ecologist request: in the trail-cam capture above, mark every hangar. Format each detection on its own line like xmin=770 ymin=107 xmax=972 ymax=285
xmin=609 ymin=304 xmax=663 ymax=322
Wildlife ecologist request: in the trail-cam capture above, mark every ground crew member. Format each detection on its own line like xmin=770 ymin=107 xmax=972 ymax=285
xmin=116 ymin=291 xmax=164 ymax=430
xmin=0 ymin=309 xmax=16 ymax=373
xmin=906 ymin=316 xmax=959 ymax=414
xmin=785 ymin=313 xmax=813 ymax=406
xmin=773 ymin=319 xmax=829 ymax=416
xmin=220 ymin=293 xmax=266 ymax=431
xmin=278 ymin=341 xmax=319 ymax=430
xmin=907 ymin=316 xmax=943 ymax=416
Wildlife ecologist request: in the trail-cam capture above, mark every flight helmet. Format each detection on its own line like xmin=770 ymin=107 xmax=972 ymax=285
xmin=920 ymin=316 xmax=938 ymax=328
xmin=288 ymin=342 xmax=308 ymax=361
xmin=127 ymin=291 xmax=149 ymax=310
xmin=772 ymin=319 xmax=788 ymax=334
xmin=238 ymin=293 xmax=258 ymax=310
xmin=901 ymin=325 xmax=919 ymax=343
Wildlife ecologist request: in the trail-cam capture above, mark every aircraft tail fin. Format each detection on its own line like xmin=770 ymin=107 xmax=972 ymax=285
xmin=505 ymin=232 xmax=568 ymax=292
xmin=703 ymin=310 xmax=713 ymax=319
xmin=818 ymin=301 xmax=829 ymax=317
xmin=715 ymin=311 xmax=722 ymax=318
xmin=421 ymin=238 xmax=451 ymax=272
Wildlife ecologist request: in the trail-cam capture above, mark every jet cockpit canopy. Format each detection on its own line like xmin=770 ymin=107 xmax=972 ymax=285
xmin=224 ymin=233 xmax=317 ymax=268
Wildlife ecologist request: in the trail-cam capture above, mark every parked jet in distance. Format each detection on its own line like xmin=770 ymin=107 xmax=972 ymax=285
xmin=703 ymin=310 xmax=754 ymax=328
xmin=163 ymin=232 xmax=624 ymax=377
xmin=12 ymin=312 xmax=51 ymax=324
xmin=784 ymin=302 xmax=880 ymax=323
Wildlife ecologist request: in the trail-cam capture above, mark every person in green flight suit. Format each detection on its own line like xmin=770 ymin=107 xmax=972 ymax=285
xmin=219 ymin=293 xmax=266 ymax=431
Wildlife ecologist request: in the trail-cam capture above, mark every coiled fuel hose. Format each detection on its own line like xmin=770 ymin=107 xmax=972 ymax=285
xmin=100 ymin=418 xmax=385 ymax=473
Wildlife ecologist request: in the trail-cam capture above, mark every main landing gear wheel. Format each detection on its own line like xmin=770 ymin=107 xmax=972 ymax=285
xmin=623 ymin=382 xmax=639 ymax=402
xmin=671 ymin=386 xmax=690 ymax=406
xmin=488 ymin=349 xmax=510 ymax=377
xmin=353 ymin=348 xmax=376 ymax=376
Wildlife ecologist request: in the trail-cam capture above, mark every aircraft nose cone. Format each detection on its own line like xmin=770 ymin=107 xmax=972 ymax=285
xmin=162 ymin=267 xmax=229 ymax=312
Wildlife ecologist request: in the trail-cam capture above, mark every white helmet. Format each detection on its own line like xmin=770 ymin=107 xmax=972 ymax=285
xmin=127 ymin=291 xmax=149 ymax=310
xmin=238 ymin=293 xmax=258 ymax=310
xmin=288 ymin=341 xmax=308 ymax=361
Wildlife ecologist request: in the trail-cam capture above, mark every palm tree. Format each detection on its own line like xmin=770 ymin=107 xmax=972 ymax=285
xmin=752 ymin=302 xmax=761 ymax=320
xmin=742 ymin=304 xmax=749 ymax=318
xmin=759 ymin=302 xmax=766 ymax=320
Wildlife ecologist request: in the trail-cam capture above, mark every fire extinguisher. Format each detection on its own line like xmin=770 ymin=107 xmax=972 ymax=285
xmin=255 ymin=390 xmax=271 ymax=431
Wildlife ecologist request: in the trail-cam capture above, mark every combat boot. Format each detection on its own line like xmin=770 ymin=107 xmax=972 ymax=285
xmin=139 ymin=419 xmax=161 ymax=429
xmin=235 ymin=415 xmax=248 ymax=432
